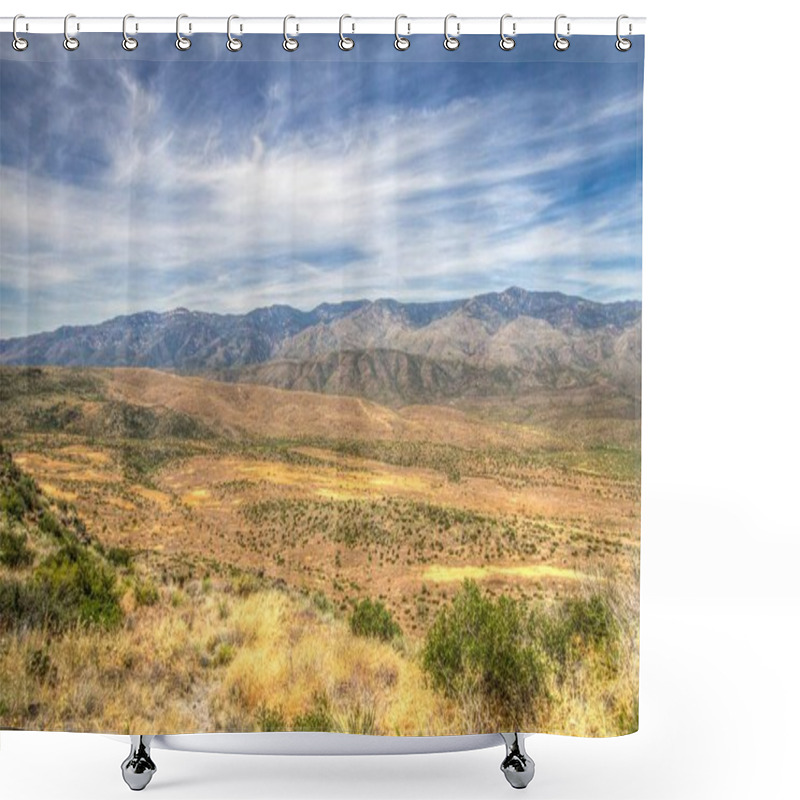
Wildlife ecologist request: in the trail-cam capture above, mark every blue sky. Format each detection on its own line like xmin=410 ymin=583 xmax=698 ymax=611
xmin=0 ymin=34 xmax=643 ymax=338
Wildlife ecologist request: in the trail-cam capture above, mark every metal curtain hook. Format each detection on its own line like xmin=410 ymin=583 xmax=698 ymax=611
xmin=12 ymin=14 xmax=28 ymax=51
xmin=176 ymin=14 xmax=191 ymax=50
xmin=63 ymin=13 xmax=79 ymax=51
xmin=394 ymin=14 xmax=410 ymax=50
xmin=283 ymin=15 xmax=298 ymax=51
xmin=616 ymin=14 xmax=632 ymax=51
xmin=227 ymin=14 xmax=242 ymax=51
xmin=122 ymin=14 xmax=138 ymax=51
xmin=339 ymin=14 xmax=354 ymax=50
xmin=554 ymin=14 xmax=570 ymax=51
xmin=443 ymin=14 xmax=460 ymax=51
xmin=499 ymin=14 xmax=515 ymax=50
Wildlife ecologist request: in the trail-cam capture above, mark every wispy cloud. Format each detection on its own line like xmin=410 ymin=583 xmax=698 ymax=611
xmin=0 ymin=48 xmax=642 ymax=337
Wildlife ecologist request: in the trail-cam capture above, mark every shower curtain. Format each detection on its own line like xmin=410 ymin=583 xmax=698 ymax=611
xmin=0 ymin=30 xmax=643 ymax=738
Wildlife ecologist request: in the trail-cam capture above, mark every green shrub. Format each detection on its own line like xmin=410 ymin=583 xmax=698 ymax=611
xmin=349 ymin=598 xmax=402 ymax=642
xmin=32 ymin=542 xmax=123 ymax=630
xmin=134 ymin=580 xmax=160 ymax=607
xmin=422 ymin=580 xmax=548 ymax=729
xmin=544 ymin=592 xmax=619 ymax=671
xmin=232 ymin=573 xmax=261 ymax=596
xmin=0 ymin=578 xmax=50 ymax=631
xmin=27 ymin=648 xmax=53 ymax=682
xmin=37 ymin=510 xmax=64 ymax=539
xmin=212 ymin=642 xmax=236 ymax=667
xmin=0 ymin=488 xmax=26 ymax=520
xmin=293 ymin=693 xmax=337 ymax=732
xmin=256 ymin=704 xmax=287 ymax=732
xmin=0 ymin=447 xmax=39 ymax=519
xmin=0 ymin=526 xmax=34 ymax=568
xmin=106 ymin=547 xmax=135 ymax=569
xmin=422 ymin=581 xmax=624 ymax=729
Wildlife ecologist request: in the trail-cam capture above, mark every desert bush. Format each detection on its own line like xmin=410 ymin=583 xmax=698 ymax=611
xmin=544 ymin=593 xmax=619 ymax=672
xmin=340 ymin=703 xmax=378 ymax=735
xmin=0 ymin=447 xmax=39 ymax=520
xmin=422 ymin=580 xmax=627 ymax=731
xmin=0 ymin=526 xmax=34 ymax=568
xmin=212 ymin=642 xmax=236 ymax=667
xmin=31 ymin=542 xmax=123 ymax=630
xmin=134 ymin=580 xmax=160 ymax=607
xmin=293 ymin=693 xmax=338 ymax=732
xmin=0 ymin=577 xmax=47 ymax=630
xmin=255 ymin=704 xmax=287 ymax=732
xmin=37 ymin=510 xmax=64 ymax=539
xmin=349 ymin=598 xmax=402 ymax=642
xmin=232 ymin=573 xmax=261 ymax=596
xmin=422 ymin=580 xmax=548 ymax=729
xmin=106 ymin=546 xmax=135 ymax=570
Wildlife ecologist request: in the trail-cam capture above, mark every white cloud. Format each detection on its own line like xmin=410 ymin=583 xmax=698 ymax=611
xmin=0 ymin=68 xmax=641 ymax=337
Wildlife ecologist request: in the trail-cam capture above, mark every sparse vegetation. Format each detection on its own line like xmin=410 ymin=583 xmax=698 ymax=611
xmin=0 ymin=363 xmax=639 ymax=737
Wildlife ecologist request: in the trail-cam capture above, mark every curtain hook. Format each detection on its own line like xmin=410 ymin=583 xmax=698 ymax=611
xmin=499 ymin=14 xmax=516 ymax=50
xmin=227 ymin=14 xmax=242 ymax=51
xmin=443 ymin=14 xmax=460 ymax=51
xmin=122 ymin=14 xmax=138 ymax=51
xmin=63 ymin=13 xmax=79 ymax=51
xmin=283 ymin=15 xmax=299 ymax=51
xmin=12 ymin=14 xmax=28 ymax=51
xmin=339 ymin=14 xmax=354 ymax=50
xmin=554 ymin=14 xmax=570 ymax=51
xmin=616 ymin=14 xmax=632 ymax=51
xmin=394 ymin=14 xmax=410 ymax=50
xmin=175 ymin=14 xmax=191 ymax=50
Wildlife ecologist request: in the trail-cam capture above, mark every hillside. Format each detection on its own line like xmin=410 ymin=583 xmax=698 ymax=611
xmin=0 ymin=365 xmax=566 ymax=449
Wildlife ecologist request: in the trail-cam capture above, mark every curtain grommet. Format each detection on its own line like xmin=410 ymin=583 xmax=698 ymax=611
xmin=175 ymin=14 xmax=191 ymax=51
xmin=227 ymin=15 xmax=243 ymax=51
xmin=283 ymin=15 xmax=299 ymax=51
xmin=338 ymin=14 xmax=355 ymax=50
xmin=554 ymin=14 xmax=570 ymax=51
xmin=63 ymin=13 xmax=79 ymax=51
xmin=121 ymin=14 xmax=138 ymax=51
xmin=616 ymin=15 xmax=632 ymax=51
xmin=12 ymin=14 xmax=29 ymax=51
xmin=499 ymin=14 xmax=516 ymax=50
xmin=443 ymin=14 xmax=460 ymax=50
xmin=394 ymin=15 xmax=410 ymax=50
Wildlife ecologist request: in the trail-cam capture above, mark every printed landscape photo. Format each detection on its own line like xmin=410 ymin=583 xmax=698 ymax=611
xmin=0 ymin=41 xmax=642 ymax=737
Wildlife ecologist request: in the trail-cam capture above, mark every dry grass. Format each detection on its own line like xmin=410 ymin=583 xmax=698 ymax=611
xmin=0 ymin=581 xmax=457 ymax=735
xmin=0 ymin=365 xmax=640 ymax=737
xmin=215 ymin=591 xmax=457 ymax=735
xmin=539 ymin=565 xmax=640 ymax=737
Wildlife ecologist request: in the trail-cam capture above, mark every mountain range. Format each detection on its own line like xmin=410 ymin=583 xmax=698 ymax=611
xmin=0 ymin=288 xmax=641 ymax=405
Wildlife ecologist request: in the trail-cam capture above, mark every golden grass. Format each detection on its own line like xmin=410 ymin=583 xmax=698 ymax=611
xmin=0 ymin=365 xmax=640 ymax=737
xmin=0 ymin=582 xmax=458 ymax=735
xmin=215 ymin=591 xmax=458 ymax=735
xmin=422 ymin=564 xmax=584 ymax=583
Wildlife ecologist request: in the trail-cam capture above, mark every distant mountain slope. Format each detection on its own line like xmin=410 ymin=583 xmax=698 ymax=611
xmin=0 ymin=302 xmax=367 ymax=369
xmin=0 ymin=287 xmax=641 ymax=372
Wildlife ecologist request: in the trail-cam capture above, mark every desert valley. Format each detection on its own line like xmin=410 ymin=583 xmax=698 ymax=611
xmin=0 ymin=288 xmax=641 ymax=736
